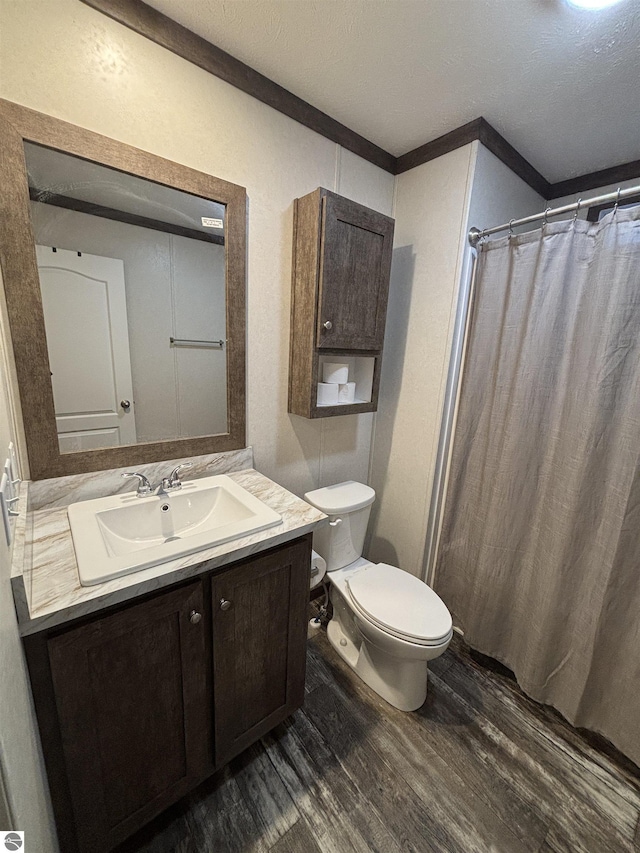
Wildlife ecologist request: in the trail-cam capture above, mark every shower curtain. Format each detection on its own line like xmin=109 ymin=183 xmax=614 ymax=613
xmin=436 ymin=207 xmax=640 ymax=766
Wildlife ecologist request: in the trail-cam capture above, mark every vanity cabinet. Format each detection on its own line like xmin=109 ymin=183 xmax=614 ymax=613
xmin=24 ymin=535 xmax=311 ymax=853
xmin=211 ymin=541 xmax=309 ymax=765
xmin=46 ymin=582 xmax=209 ymax=853
xmin=288 ymin=187 xmax=394 ymax=418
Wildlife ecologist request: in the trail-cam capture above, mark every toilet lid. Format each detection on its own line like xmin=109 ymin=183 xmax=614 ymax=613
xmin=346 ymin=563 xmax=452 ymax=643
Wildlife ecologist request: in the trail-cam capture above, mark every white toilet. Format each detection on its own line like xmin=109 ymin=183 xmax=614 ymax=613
xmin=304 ymin=481 xmax=453 ymax=711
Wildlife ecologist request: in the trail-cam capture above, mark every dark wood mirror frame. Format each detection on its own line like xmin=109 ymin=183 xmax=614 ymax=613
xmin=0 ymin=99 xmax=246 ymax=480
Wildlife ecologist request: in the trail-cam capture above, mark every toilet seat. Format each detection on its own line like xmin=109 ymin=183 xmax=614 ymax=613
xmin=346 ymin=563 xmax=452 ymax=646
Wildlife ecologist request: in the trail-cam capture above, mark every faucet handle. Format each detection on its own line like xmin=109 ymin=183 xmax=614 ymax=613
xmin=122 ymin=472 xmax=153 ymax=496
xmin=168 ymin=463 xmax=192 ymax=487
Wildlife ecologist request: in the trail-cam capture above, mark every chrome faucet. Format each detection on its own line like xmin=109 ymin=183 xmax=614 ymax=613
xmin=157 ymin=463 xmax=191 ymax=495
xmin=121 ymin=463 xmax=192 ymax=497
xmin=121 ymin=472 xmax=153 ymax=497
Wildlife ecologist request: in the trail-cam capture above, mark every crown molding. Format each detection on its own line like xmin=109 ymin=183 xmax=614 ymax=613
xmin=81 ymin=0 xmax=640 ymax=200
xmin=476 ymin=119 xmax=552 ymax=198
xmin=547 ymin=158 xmax=640 ymax=199
xmin=80 ymin=0 xmax=396 ymax=173
xmin=396 ymin=117 xmax=551 ymax=198
xmin=394 ymin=119 xmax=482 ymax=174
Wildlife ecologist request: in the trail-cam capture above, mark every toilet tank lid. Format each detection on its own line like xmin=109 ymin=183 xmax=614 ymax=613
xmin=304 ymin=481 xmax=375 ymax=514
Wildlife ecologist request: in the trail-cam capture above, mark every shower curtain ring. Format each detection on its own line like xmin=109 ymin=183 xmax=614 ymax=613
xmin=508 ymin=219 xmax=515 ymax=240
xmin=573 ymin=198 xmax=582 ymax=223
xmin=542 ymin=207 xmax=551 ymax=229
xmin=613 ymin=188 xmax=622 ymax=215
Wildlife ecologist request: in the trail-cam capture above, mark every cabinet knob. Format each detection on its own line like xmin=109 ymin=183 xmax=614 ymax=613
xmin=189 ymin=610 xmax=202 ymax=624
xmin=323 ymin=320 xmax=333 ymax=330
xmin=220 ymin=598 xmax=232 ymax=611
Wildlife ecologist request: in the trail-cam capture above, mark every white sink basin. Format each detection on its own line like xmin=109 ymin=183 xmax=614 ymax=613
xmin=68 ymin=474 xmax=282 ymax=586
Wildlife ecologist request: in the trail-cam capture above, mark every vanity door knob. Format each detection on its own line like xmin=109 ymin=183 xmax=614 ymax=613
xmin=220 ymin=598 xmax=232 ymax=611
xmin=120 ymin=399 xmax=131 ymax=411
xmin=189 ymin=610 xmax=202 ymax=624
xmin=323 ymin=321 xmax=333 ymax=330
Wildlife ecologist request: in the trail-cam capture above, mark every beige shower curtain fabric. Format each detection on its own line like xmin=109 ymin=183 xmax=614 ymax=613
xmin=436 ymin=208 xmax=640 ymax=767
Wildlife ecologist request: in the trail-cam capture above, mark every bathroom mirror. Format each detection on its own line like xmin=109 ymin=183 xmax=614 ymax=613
xmin=0 ymin=100 xmax=246 ymax=479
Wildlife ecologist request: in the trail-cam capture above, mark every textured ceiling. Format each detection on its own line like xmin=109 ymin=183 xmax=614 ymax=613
xmin=145 ymin=0 xmax=640 ymax=183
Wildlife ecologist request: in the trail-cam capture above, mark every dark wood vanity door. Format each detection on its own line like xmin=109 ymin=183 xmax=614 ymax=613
xmin=211 ymin=537 xmax=311 ymax=766
xmin=47 ymin=581 xmax=209 ymax=853
xmin=317 ymin=191 xmax=394 ymax=351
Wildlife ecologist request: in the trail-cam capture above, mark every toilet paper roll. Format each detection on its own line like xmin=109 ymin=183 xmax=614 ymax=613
xmin=317 ymin=382 xmax=339 ymax=406
xmin=338 ymin=381 xmax=356 ymax=404
xmin=323 ymin=362 xmax=349 ymax=384
xmin=310 ymin=549 xmax=327 ymax=589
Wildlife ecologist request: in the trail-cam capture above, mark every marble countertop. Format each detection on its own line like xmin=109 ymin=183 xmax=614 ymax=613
xmin=12 ymin=458 xmax=326 ymax=636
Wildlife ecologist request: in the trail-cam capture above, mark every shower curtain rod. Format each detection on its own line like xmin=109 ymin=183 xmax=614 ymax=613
xmin=469 ymin=183 xmax=640 ymax=246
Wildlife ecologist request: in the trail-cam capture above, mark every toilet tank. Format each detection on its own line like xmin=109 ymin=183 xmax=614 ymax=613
xmin=304 ymin=481 xmax=375 ymax=571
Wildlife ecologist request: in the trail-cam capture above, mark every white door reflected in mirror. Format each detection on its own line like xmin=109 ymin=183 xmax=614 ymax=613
xmin=26 ymin=141 xmax=229 ymax=454
xmin=37 ymin=246 xmax=137 ymax=452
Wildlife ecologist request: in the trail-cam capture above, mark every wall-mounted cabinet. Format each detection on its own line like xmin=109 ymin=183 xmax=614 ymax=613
xmin=288 ymin=188 xmax=394 ymax=418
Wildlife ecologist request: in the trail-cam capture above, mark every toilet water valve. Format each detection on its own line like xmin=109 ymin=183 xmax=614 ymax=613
xmin=329 ymin=517 xmax=342 ymax=527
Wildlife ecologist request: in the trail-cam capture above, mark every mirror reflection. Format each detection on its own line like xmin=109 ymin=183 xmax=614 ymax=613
xmin=25 ymin=142 xmax=228 ymax=454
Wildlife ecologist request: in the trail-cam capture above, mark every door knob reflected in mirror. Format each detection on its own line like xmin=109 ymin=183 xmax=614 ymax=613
xmin=220 ymin=599 xmax=232 ymax=611
xmin=120 ymin=400 xmax=131 ymax=411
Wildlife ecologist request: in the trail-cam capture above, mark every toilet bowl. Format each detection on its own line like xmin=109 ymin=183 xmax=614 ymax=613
xmin=304 ymin=482 xmax=452 ymax=711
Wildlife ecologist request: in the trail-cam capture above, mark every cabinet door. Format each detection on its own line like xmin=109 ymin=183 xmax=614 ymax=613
xmin=317 ymin=192 xmax=394 ymax=350
xmin=48 ymin=581 xmax=208 ymax=853
xmin=211 ymin=537 xmax=310 ymax=766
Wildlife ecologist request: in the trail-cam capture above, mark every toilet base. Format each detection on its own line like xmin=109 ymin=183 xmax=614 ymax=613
xmin=327 ymin=607 xmax=429 ymax=712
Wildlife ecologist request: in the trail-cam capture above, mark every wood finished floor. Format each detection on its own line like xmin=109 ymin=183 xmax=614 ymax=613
xmin=120 ymin=629 xmax=640 ymax=853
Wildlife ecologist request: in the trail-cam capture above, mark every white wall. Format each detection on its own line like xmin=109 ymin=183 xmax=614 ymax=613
xmin=0 ymin=0 xmax=394 ymax=496
xmin=0 ymin=269 xmax=58 ymax=850
xmin=367 ymin=144 xmax=476 ymax=575
xmin=368 ymin=142 xmax=545 ymax=577
xmin=466 ymin=144 xmax=545 ymax=237
xmin=31 ymin=203 xmax=228 ymax=441
xmin=0 ymin=0 xmax=394 ymax=844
